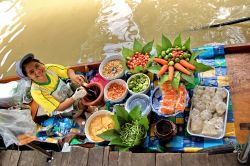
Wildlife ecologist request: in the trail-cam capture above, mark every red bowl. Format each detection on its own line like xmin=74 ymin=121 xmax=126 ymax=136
xmin=80 ymin=82 xmax=104 ymax=106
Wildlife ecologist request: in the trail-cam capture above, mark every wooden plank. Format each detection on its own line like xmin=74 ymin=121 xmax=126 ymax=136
xmin=103 ymin=146 xmax=110 ymax=166
xmin=181 ymin=153 xmax=209 ymax=166
xmin=33 ymin=151 xmax=49 ymax=166
xmin=68 ymin=147 xmax=89 ymax=166
xmin=87 ymin=148 xmax=104 ymax=166
xmin=50 ymin=152 xmax=63 ymax=166
xmin=156 ymin=153 xmax=181 ymax=166
xmin=221 ymin=153 xmax=242 ymax=166
xmin=9 ymin=151 xmax=21 ymax=166
xmin=60 ymin=152 xmax=71 ymax=166
xmin=118 ymin=152 xmax=131 ymax=166
xmin=208 ymin=154 xmax=224 ymax=166
xmin=17 ymin=151 xmax=35 ymax=166
xmin=0 ymin=150 xmax=12 ymax=166
xmin=108 ymin=152 xmax=118 ymax=166
xmin=224 ymin=43 xmax=250 ymax=54
xmin=225 ymin=53 xmax=250 ymax=144
xmin=131 ymin=153 xmax=155 ymax=166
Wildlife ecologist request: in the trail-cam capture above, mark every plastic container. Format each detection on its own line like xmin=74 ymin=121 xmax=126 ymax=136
xmin=125 ymin=94 xmax=151 ymax=116
xmin=187 ymin=86 xmax=230 ymax=139
xmin=104 ymin=79 xmax=128 ymax=103
xmin=127 ymin=73 xmax=150 ymax=95
xmin=99 ymin=55 xmax=125 ymax=80
xmin=85 ymin=110 xmax=113 ymax=142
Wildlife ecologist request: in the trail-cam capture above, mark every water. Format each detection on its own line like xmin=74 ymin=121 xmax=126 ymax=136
xmin=0 ymin=0 xmax=249 ymax=78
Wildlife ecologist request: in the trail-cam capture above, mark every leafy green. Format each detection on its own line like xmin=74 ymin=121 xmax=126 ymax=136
xmin=114 ymin=105 xmax=129 ymax=122
xmin=138 ymin=116 xmax=149 ymax=131
xmin=133 ymin=39 xmax=143 ymax=53
xmin=183 ymin=37 xmax=191 ymax=52
xmin=122 ymin=47 xmax=134 ymax=59
xmin=181 ymin=73 xmax=195 ymax=85
xmin=189 ymin=50 xmax=206 ymax=64
xmin=98 ymin=129 xmax=120 ymax=141
xmin=162 ymin=34 xmax=172 ymax=50
xmin=108 ymin=137 xmax=126 ymax=146
xmin=173 ymin=34 xmax=182 ymax=47
xmin=112 ymin=115 xmax=120 ymax=131
xmin=147 ymin=65 xmax=161 ymax=74
xmin=171 ymin=71 xmax=181 ymax=89
xmin=193 ymin=61 xmax=213 ymax=72
xmin=142 ymin=40 xmax=154 ymax=54
xmin=156 ymin=44 xmax=163 ymax=57
xmin=159 ymin=74 xmax=169 ymax=84
xmin=128 ymin=105 xmax=141 ymax=121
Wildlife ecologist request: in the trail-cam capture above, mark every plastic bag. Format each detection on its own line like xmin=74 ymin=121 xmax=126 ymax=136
xmin=0 ymin=108 xmax=36 ymax=147
xmin=0 ymin=79 xmax=32 ymax=108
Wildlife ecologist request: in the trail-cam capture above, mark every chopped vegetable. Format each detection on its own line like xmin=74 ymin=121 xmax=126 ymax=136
xmin=128 ymin=74 xmax=149 ymax=93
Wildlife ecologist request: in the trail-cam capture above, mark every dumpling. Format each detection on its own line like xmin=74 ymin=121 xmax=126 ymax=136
xmin=193 ymin=86 xmax=204 ymax=96
xmin=204 ymin=87 xmax=216 ymax=97
xmin=201 ymin=94 xmax=212 ymax=104
xmin=205 ymin=102 xmax=216 ymax=113
xmin=200 ymin=109 xmax=213 ymax=121
xmin=190 ymin=116 xmax=203 ymax=134
xmin=194 ymin=101 xmax=206 ymax=111
xmin=201 ymin=121 xmax=219 ymax=136
xmin=215 ymin=88 xmax=227 ymax=99
xmin=190 ymin=108 xmax=200 ymax=118
xmin=215 ymin=101 xmax=227 ymax=115
xmin=212 ymin=94 xmax=223 ymax=103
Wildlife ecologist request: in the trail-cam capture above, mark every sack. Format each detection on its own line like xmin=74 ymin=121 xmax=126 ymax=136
xmin=0 ymin=79 xmax=32 ymax=108
xmin=0 ymin=108 xmax=36 ymax=147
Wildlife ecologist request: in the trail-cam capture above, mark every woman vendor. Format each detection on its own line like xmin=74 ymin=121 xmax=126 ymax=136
xmin=15 ymin=53 xmax=90 ymax=126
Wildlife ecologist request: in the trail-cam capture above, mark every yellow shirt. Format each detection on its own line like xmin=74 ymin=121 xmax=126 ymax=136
xmin=31 ymin=64 xmax=70 ymax=116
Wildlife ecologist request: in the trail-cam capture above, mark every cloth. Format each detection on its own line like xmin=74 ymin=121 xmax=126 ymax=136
xmin=31 ymin=64 xmax=71 ymax=115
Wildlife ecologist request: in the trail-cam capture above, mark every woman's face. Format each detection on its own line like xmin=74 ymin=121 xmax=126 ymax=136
xmin=24 ymin=61 xmax=46 ymax=82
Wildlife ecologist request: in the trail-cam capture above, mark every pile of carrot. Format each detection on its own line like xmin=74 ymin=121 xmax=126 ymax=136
xmin=153 ymin=48 xmax=196 ymax=80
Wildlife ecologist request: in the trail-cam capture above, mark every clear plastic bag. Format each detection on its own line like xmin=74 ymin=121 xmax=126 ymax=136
xmin=0 ymin=108 xmax=36 ymax=147
xmin=0 ymin=79 xmax=32 ymax=108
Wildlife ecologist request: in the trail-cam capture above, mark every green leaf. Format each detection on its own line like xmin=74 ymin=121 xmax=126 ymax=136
xmin=147 ymin=65 xmax=161 ymax=74
xmin=156 ymin=44 xmax=163 ymax=57
xmin=142 ymin=40 xmax=154 ymax=54
xmin=133 ymin=39 xmax=143 ymax=53
xmin=122 ymin=47 xmax=134 ymax=59
xmin=181 ymin=73 xmax=195 ymax=85
xmin=138 ymin=116 xmax=149 ymax=130
xmin=112 ymin=115 xmax=120 ymax=131
xmin=97 ymin=129 xmax=120 ymax=142
xmin=193 ymin=61 xmax=213 ymax=72
xmin=114 ymin=105 xmax=129 ymax=122
xmin=171 ymin=71 xmax=180 ymax=89
xmin=159 ymin=74 xmax=169 ymax=84
xmin=108 ymin=137 xmax=126 ymax=146
xmin=129 ymin=66 xmax=145 ymax=73
xmin=183 ymin=37 xmax=191 ymax=52
xmin=189 ymin=50 xmax=206 ymax=64
xmin=162 ymin=34 xmax=172 ymax=50
xmin=119 ymin=146 xmax=130 ymax=152
xmin=129 ymin=105 xmax=142 ymax=121
xmin=173 ymin=34 xmax=182 ymax=47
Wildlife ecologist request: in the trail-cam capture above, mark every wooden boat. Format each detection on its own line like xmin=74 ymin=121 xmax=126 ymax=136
xmin=0 ymin=43 xmax=250 ymax=162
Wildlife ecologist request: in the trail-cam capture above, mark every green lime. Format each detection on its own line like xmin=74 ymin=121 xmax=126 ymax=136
xmin=168 ymin=61 xmax=174 ymax=66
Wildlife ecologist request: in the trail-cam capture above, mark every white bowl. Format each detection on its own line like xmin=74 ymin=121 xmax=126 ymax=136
xmin=85 ymin=110 xmax=113 ymax=142
xmin=104 ymin=79 xmax=128 ymax=103
xmin=99 ymin=55 xmax=125 ymax=80
xmin=125 ymin=94 xmax=151 ymax=116
xmin=127 ymin=73 xmax=150 ymax=95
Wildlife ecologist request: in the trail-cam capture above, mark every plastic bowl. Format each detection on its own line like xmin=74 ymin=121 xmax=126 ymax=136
xmin=85 ymin=110 xmax=113 ymax=142
xmin=125 ymin=94 xmax=151 ymax=116
xmin=99 ymin=55 xmax=125 ymax=80
xmin=127 ymin=73 xmax=150 ymax=95
xmin=104 ymin=79 xmax=128 ymax=103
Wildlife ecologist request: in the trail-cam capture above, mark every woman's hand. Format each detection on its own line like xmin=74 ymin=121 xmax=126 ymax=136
xmin=71 ymin=74 xmax=85 ymax=85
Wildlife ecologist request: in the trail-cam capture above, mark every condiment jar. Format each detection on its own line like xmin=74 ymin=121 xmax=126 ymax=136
xmin=154 ymin=119 xmax=177 ymax=142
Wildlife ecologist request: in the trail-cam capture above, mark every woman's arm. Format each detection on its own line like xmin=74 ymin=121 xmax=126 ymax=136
xmin=67 ymin=68 xmax=85 ymax=85
xmin=56 ymin=97 xmax=75 ymax=111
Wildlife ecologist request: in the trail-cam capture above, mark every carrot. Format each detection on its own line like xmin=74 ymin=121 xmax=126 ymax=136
xmin=157 ymin=64 xmax=168 ymax=77
xmin=174 ymin=63 xmax=191 ymax=75
xmin=153 ymin=58 xmax=168 ymax=65
xmin=180 ymin=60 xmax=196 ymax=70
xmin=168 ymin=66 xmax=174 ymax=81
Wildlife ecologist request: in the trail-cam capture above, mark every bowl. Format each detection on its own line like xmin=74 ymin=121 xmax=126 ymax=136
xmin=125 ymin=94 xmax=151 ymax=116
xmin=104 ymin=79 xmax=128 ymax=103
xmin=99 ymin=55 xmax=125 ymax=80
xmin=81 ymin=82 xmax=104 ymax=106
xmin=85 ymin=110 xmax=114 ymax=142
xmin=126 ymin=73 xmax=150 ymax=95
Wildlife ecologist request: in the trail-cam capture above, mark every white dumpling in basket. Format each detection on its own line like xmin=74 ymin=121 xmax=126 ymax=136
xmin=190 ymin=116 xmax=203 ymax=134
xmin=206 ymin=102 xmax=216 ymax=113
xmin=202 ymin=121 xmax=219 ymax=136
xmin=193 ymin=87 xmax=204 ymax=96
xmin=190 ymin=108 xmax=200 ymax=118
xmin=200 ymin=109 xmax=213 ymax=121
xmin=215 ymin=88 xmax=227 ymax=99
xmin=212 ymin=94 xmax=224 ymax=103
xmin=194 ymin=101 xmax=206 ymax=111
xmin=201 ymin=94 xmax=212 ymax=104
xmin=209 ymin=117 xmax=224 ymax=130
xmin=215 ymin=101 xmax=227 ymax=115
xmin=204 ymin=87 xmax=216 ymax=97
